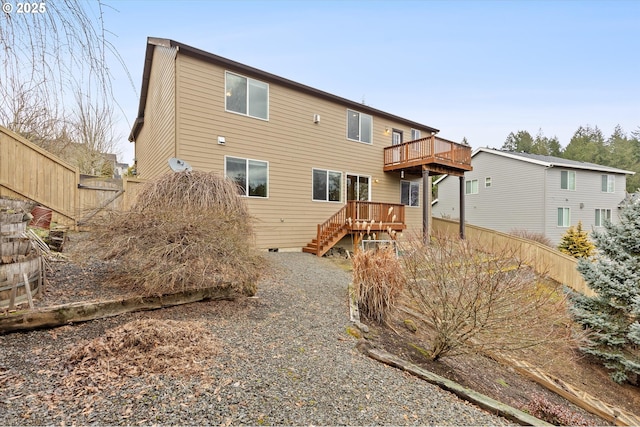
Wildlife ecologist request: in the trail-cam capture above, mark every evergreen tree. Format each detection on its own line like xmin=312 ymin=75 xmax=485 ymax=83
xmin=502 ymin=130 xmax=534 ymax=153
xmin=563 ymin=125 xmax=608 ymax=165
xmin=569 ymin=194 xmax=640 ymax=384
xmin=558 ymin=221 xmax=595 ymax=258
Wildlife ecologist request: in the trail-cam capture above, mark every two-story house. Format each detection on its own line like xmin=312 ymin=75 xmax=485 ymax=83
xmin=128 ymin=38 xmax=472 ymax=254
xmin=432 ymin=148 xmax=634 ymax=245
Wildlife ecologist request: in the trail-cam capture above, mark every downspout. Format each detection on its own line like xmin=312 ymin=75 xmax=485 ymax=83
xmin=173 ymin=46 xmax=179 ymax=158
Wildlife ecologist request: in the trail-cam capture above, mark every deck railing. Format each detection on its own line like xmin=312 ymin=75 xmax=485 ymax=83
xmin=383 ymin=135 xmax=472 ymax=170
xmin=345 ymin=200 xmax=405 ymax=225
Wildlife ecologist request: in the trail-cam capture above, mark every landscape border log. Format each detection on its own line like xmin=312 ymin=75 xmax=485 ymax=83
xmin=365 ymin=347 xmax=551 ymax=427
xmin=0 ymin=284 xmax=247 ymax=334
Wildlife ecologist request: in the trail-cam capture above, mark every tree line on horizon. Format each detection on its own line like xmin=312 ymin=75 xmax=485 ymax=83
xmin=495 ymin=125 xmax=640 ymax=193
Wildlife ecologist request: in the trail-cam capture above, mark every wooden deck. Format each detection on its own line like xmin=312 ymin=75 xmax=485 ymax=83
xmin=383 ymin=135 xmax=472 ymax=176
xmin=303 ymin=201 xmax=405 ymax=256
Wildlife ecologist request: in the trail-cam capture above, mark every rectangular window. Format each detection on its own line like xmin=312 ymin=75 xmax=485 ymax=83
xmin=225 ymin=71 xmax=269 ymax=120
xmin=557 ymin=207 xmax=570 ymax=227
xmin=560 ymin=170 xmax=576 ymax=190
xmin=347 ymin=109 xmax=372 ymax=144
xmin=485 ymin=177 xmax=492 ymax=188
xmin=465 ymin=179 xmax=479 ymax=195
xmin=601 ymin=174 xmax=615 ymax=193
xmin=411 ymin=129 xmax=421 ymax=140
xmin=595 ymin=208 xmax=611 ymax=226
xmin=313 ymin=169 xmax=342 ymax=202
xmin=401 ymin=181 xmax=420 ymax=207
xmin=225 ymin=156 xmax=268 ymax=197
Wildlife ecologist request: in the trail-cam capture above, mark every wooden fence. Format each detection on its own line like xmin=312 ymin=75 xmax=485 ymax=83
xmin=0 ymin=125 xmax=146 ymax=227
xmin=432 ymin=217 xmax=593 ymax=296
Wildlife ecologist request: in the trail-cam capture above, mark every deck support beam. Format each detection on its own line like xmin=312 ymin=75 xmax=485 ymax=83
xmin=422 ymin=169 xmax=431 ymax=244
xmin=459 ymin=176 xmax=466 ymax=239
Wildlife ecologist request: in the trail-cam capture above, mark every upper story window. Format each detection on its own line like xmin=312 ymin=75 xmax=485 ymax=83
xmin=560 ymin=170 xmax=576 ymax=191
xmin=225 ymin=156 xmax=268 ymax=197
xmin=313 ymin=169 xmax=342 ymax=202
xmin=411 ymin=129 xmax=421 ymax=140
xmin=225 ymin=71 xmax=269 ymax=120
xmin=485 ymin=177 xmax=492 ymax=188
xmin=601 ymin=174 xmax=615 ymax=193
xmin=465 ymin=179 xmax=479 ymax=195
xmin=347 ymin=109 xmax=372 ymax=144
xmin=401 ymin=181 xmax=419 ymax=207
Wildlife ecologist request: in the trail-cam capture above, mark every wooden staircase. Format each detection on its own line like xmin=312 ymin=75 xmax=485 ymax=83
xmin=303 ymin=205 xmax=349 ymax=257
xmin=303 ymin=201 xmax=407 ymax=257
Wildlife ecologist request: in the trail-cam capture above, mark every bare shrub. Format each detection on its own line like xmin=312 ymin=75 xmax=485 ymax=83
xmin=400 ymin=233 xmax=576 ymax=361
xmin=509 ymin=229 xmax=553 ymax=247
xmin=80 ymin=171 xmax=264 ymax=296
xmin=352 ymin=245 xmax=404 ymax=324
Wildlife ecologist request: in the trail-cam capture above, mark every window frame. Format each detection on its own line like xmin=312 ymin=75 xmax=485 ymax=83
xmin=485 ymin=177 xmax=492 ymax=188
xmin=601 ymin=174 xmax=615 ymax=193
xmin=411 ymin=128 xmax=421 ymax=141
xmin=400 ymin=180 xmax=420 ymax=207
xmin=224 ymin=155 xmax=269 ymax=198
xmin=595 ymin=208 xmax=612 ymax=226
xmin=560 ymin=170 xmax=576 ymax=191
xmin=557 ymin=207 xmax=570 ymax=227
xmin=346 ymin=109 xmax=373 ymax=144
xmin=465 ymin=179 xmax=479 ymax=195
xmin=312 ymin=168 xmax=343 ymax=203
xmin=225 ymin=71 xmax=269 ymax=120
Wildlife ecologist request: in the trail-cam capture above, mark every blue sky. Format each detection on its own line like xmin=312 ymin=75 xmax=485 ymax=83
xmin=100 ymin=0 xmax=640 ymax=164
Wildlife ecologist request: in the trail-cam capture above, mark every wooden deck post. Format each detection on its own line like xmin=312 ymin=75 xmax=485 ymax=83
xmin=459 ymin=175 xmax=466 ymax=239
xmin=422 ymin=169 xmax=431 ymax=244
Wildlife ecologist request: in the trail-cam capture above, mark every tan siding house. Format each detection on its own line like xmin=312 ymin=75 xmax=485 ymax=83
xmin=129 ymin=38 xmax=472 ymax=254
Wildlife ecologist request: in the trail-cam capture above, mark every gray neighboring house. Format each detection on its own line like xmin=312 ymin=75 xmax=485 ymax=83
xmin=432 ymin=147 xmax=635 ymax=245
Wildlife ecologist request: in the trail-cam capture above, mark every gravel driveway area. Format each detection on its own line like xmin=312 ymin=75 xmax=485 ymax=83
xmin=1 ymin=252 xmax=513 ymax=425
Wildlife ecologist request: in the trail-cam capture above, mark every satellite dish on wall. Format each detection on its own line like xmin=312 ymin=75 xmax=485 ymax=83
xmin=168 ymin=157 xmax=192 ymax=172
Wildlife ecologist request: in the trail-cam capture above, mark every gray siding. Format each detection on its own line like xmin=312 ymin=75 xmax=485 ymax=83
xmin=433 ymin=150 xmax=629 ymax=245
xmin=545 ymin=167 xmax=627 ymax=244
xmin=433 ymin=151 xmax=546 ymax=235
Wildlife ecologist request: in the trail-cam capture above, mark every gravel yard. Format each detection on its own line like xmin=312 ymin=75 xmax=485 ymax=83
xmin=1 ymin=252 xmax=514 ymax=425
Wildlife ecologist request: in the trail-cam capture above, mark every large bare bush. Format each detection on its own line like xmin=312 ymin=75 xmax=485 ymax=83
xmin=400 ymin=234 xmax=576 ymax=361
xmin=82 ymin=171 xmax=263 ymax=296
xmin=352 ymin=245 xmax=404 ymax=323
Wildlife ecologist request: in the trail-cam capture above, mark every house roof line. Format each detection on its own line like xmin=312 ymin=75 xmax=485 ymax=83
xmin=474 ymin=147 xmax=635 ymax=175
xmin=433 ymin=147 xmax=634 ymax=185
xmin=129 ymin=37 xmax=440 ymax=142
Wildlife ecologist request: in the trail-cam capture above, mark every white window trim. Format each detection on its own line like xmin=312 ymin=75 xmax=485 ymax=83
xmin=224 ymin=71 xmax=270 ymax=121
xmin=224 ymin=155 xmax=269 ymax=198
xmin=602 ymin=174 xmax=615 ymax=193
xmin=595 ymin=208 xmax=612 ymax=226
xmin=465 ymin=179 xmax=479 ymax=195
xmin=346 ymin=173 xmax=372 ymax=201
xmin=312 ymin=168 xmax=343 ymax=203
xmin=411 ymin=128 xmax=421 ymax=141
xmin=401 ymin=180 xmax=420 ymax=207
xmin=346 ymin=109 xmax=373 ymax=144
xmin=557 ymin=207 xmax=571 ymax=227
xmin=561 ymin=170 xmax=576 ymax=191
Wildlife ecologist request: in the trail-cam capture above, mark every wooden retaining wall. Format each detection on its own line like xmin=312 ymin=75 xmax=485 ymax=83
xmin=432 ymin=218 xmax=593 ymax=296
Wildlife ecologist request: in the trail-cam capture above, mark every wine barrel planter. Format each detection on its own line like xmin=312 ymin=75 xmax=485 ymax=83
xmin=1 ymin=198 xmax=43 ymax=309
xmin=0 ymin=254 xmax=42 ymax=309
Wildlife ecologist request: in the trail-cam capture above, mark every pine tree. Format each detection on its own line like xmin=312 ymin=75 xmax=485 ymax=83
xmin=569 ymin=194 xmax=640 ymax=384
xmin=558 ymin=221 xmax=595 ymax=258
